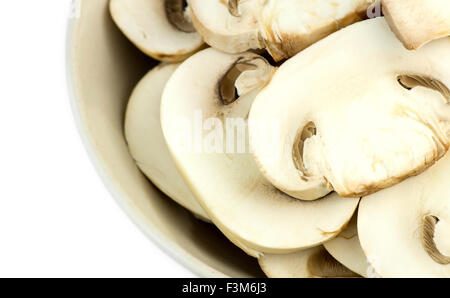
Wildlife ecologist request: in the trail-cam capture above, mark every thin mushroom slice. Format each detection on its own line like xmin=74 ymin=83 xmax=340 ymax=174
xmin=125 ymin=63 xmax=209 ymax=220
xmin=358 ymin=152 xmax=450 ymax=278
xmin=110 ymin=0 xmax=204 ymax=62
xmin=323 ymin=215 xmax=374 ymax=278
xmin=249 ymin=18 xmax=450 ymax=201
xmin=189 ymin=0 xmax=263 ymax=54
xmin=382 ymin=0 xmax=450 ymax=50
xmin=256 ymin=0 xmax=376 ymax=61
xmin=161 ymin=48 xmax=359 ymax=256
xmin=259 ymin=246 xmax=360 ymax=278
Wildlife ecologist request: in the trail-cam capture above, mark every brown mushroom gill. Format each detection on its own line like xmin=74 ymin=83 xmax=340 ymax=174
xmin=218 ymin=57 xmax=258 ymax=105
xmin=422 ymin=215 xmax=450 ymax=265
xmin=307 ymin=248 xmax=360 ymax=278
xmin=397 ymin=75 xmax=450 ymax=102
xmin=165 ymin=0 xmax=195 ymax=33
xmin=228 ymin=0 xmax=241 ymax=17
xmin=292 ymin=121 xmax=317 ymax=179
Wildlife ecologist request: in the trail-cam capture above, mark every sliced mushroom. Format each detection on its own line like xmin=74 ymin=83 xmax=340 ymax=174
xmin=259 ymin=246 xmax=360 ymax=278
xmin=190 ymin=0 xmax=374 ymax=61
xmin=249 ymin=18 xmax=450 ymax=201
xmin=382 ymin=0 xmax=450 ymax=50
xmin=257 ymin=0 xmax=375 ymax=61
xmin=189 ymin=0 xmax=263 ymax=54
xmin=323 ymin=215 xmax=373 ymax=278
xmin=358 ymin=152 xmax=450 ymax=277
xmin=110 ymin=0 xmax=204 ymax=62
xmin=160 ymin=48 xmax=359 ymax=256
xmin=124 ymin=63 xmax=209 ymax=220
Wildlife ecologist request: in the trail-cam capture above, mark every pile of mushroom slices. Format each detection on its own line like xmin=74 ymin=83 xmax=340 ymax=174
xmin=112 ymin=0 xmax=450 ymax=277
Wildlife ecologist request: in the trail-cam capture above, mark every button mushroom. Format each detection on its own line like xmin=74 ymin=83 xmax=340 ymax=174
xmin=110 ymin=0 xmax=204 ymax=62
xmin=189 ymin=0 xmax=375 ymax=61
xmin=125 ymin=63 xmax=210 ymax=220
xmin=259 ymin=246 xmax=360 ymax=278
xmin=382 ymin=0 xmax=450 ymax=50
xmin=249 ymin=18 xmax=450 ymax=201
xmin=160 ymin=48 xmax=359 ymax=256
xmin=358 ymin=152 xmax=450 ymax=277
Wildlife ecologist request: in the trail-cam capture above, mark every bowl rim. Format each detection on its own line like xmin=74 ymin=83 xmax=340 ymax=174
xmin=65 ymin=13 xmax=228 ymax=278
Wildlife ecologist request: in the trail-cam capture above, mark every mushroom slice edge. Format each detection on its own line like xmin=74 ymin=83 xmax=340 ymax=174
xmin=382 ymin=0 xmax=450 ymax=50
xmin=125 ymin=63 xmax=210 ymax=220
xmin=259 ymin=246 xmax=361 ymax=278
xmin=323 ymin=214 xmax=375 ymax=278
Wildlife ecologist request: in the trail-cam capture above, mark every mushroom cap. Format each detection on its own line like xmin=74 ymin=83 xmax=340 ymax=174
xmin=323 ymin=215 xmax=372 ymax=278
xmin=382 ymin=0 xmax=450 ymax=50
xmin=259 ymin=246 xmax=360 ymax=278
xmin=110 ymin=0 xmax=204 ymax=62
xmin=249 ymin=18 xmax=450 ymax=201
xmin=160 ymin=48 xmax=359 ymax=255
xmin=358 ymin=152 xmax=450 ymax=278
xmin=125 ymin=63 xmax=209 ymax=220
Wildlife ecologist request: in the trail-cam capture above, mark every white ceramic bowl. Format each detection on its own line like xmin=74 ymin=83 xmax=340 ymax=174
xmin=66 ymin=0 xmax=262 ymax=277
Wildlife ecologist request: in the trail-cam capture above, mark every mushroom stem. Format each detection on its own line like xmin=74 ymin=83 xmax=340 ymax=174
xmin=165 ymin=0 xmax=195 ymax=33
xmin=422 ymin=215 xmax=450 ymax=265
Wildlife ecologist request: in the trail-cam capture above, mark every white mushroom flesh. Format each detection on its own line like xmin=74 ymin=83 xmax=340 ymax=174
xmin=249 ymin=18 xmax=450 ymax=201
xmin=125 ymin=63 xmax=210 ymax=220
xmin=161 ymin=48 xmax=359 ymax=255
xmin=189 ymin=0 xmax=262 ymax=53
xmin=382 ymin=0 xmax=450 ymax=50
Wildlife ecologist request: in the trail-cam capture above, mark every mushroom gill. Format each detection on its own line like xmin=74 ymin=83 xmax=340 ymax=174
xmin=307 ymin=248 xmax=360 ymax=278
xmin=165 ymin=0 xmax=195 ymax=33
xmin=218 ymin=57 xmax=259 ymax=105
xmin=422 ymin=215 xmax=450 ymax=265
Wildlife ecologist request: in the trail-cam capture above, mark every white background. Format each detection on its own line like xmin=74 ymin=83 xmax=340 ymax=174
xmin=0 ymin=0 xmax=195 ymax=277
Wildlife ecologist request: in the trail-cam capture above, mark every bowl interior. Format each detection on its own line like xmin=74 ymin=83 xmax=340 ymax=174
xmin=68 ymin=0 xmax=263 ymax=277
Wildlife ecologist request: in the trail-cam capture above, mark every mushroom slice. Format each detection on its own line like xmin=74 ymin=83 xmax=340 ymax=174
xmin=189 ymin=0 xmax=263 ymax=54
xmin=257 ymin=0 xmax=375 ymax=61
xmin=382 ymin=0 xmax=450 ymax=50
xmin=190 ymin=0 xmax=374 ymax=62
xmin=358 ymin=152 xmax=450 ymax=278
xmin=249 ymin=18 xmax=450 ymax=201
xmin=161 ymin=48 xmax=359 ymax=256
xmin=110 ymin=0 xmax=204 ymax=62
xmin=125 ymin=63 xmax=209 ymax=220
xmin=323 ymin=215 xmax=373 ymax=278
xmin=259 ymin=246 xmax=360 ymax=278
